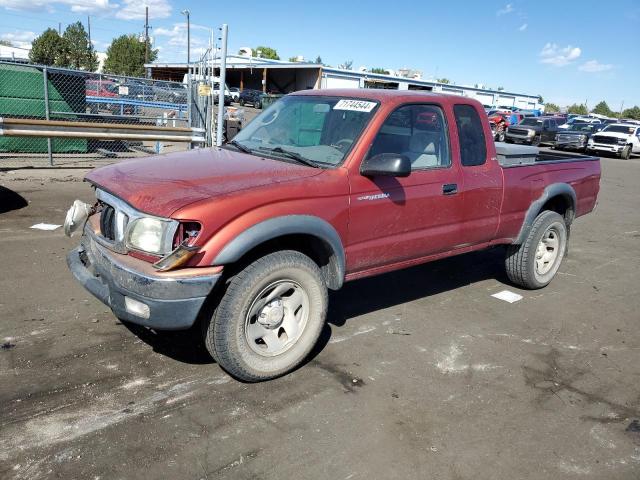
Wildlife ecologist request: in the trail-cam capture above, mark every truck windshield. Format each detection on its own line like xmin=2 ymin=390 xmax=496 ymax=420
xmin=520 ymin=118 xmax=542 ymax=126
xmin=230 ymin=95 xmax=379 ymax=167
xmin=604 ymin=125 xmax=636 ymax=134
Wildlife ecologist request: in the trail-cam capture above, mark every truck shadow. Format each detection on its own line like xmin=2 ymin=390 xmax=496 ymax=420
xmin=326 ymin=247 xmax=508 ymax=328
xmin=0 ymin=186 xmax=28 ymax=214
xmin=121 ymin=247 xmax=509 ymax=367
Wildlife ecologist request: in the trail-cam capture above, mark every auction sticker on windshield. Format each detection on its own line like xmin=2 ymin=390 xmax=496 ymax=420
xmin=333 ymin=99 xmax=377 ymax=112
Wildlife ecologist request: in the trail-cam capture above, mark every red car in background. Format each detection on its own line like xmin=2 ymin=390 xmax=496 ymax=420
xmin=85 ymin=79 xmax=133 ymax=115
xmin=488 ymin=112 xmax=524 ymax=141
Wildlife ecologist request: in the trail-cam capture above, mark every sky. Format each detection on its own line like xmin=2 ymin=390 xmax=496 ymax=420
xmin=1 ymin=0 xmax=639 ymax=109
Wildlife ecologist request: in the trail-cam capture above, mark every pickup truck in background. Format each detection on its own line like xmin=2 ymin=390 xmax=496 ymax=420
xmin=505 ymin=116 xmax=563 ymax=146
xmin=586 ymin=123 xmax=640 ymax=159
xmin=553 ymin=122 xmax=605 ymax=152
xmin=65 ymin=90 xmax=601 ymax=381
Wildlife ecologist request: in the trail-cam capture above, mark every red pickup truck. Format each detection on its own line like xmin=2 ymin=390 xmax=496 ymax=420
xmin=65 ymin=89 xmax=601 ymax=381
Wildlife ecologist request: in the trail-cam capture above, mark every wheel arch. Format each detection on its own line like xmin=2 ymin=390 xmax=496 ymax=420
xmin=514 ymin=183 xmax=576 ymax=245
xmin=213 ymin=215 xmax=346 ymax=290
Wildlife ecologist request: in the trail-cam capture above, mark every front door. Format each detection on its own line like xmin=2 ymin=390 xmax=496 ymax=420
xmin=346 ymin=103 xmax=465 ymax=274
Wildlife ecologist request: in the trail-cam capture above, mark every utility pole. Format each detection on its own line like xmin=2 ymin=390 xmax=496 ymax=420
xmin=619 ymin=100 xmax=625 ymax=119
xmin=87 ymin=16 xmax=91 ymax=48
xmin=58 ymin=23 xmax=61 ymax=35
xmin=144 ymin=6 xmax=149 ymax=66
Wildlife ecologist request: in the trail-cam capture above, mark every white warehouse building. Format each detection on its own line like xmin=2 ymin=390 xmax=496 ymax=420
xmin=147 ymin=55 xmax=542 ymax=110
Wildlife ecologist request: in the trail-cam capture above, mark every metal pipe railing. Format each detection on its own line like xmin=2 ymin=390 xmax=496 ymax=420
xmin=0 ymin=117 xmax=205 ymax=143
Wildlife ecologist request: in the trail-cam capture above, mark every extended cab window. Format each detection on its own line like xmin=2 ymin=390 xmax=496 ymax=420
xmin=453 ymin=104 xmax=487 ymax=166
xmin=367 ymin=104 xmax=451 ymax=169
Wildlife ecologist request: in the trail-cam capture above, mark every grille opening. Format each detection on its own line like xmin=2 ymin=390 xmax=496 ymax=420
xmin=100 ymin=204 xmax=116 ymax=241
xmin=173 ymin=222 xmax=201 ymax=248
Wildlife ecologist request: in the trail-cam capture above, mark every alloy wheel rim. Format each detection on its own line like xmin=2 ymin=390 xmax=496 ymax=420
xmin=535 ymin=226 xmax=561 ymax=277
xmin=244 ymin=280 xmax=310 ymax=357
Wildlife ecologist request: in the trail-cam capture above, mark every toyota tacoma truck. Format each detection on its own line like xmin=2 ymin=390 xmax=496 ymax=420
xmin=65 ymin=90 xmax=601 ymax=382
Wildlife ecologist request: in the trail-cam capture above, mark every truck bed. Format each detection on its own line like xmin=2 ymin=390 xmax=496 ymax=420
xmin=495 ymin=142 xmax=600 ymax=167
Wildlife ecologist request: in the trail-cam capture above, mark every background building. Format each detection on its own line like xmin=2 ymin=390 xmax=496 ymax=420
xmin=146 ymin=54 xmax=542 ymax=109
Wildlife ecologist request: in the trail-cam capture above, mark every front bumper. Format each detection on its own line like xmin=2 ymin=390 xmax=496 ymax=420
xmin=67 ymin=229 xmax=221 ymax=330
xmin=505 ymin=132 xmax=535 ymax=144
xmin=588 ymin=143 xmax=624 ymax=153
xmin=555 ymin=139 xmax=586 ymax=149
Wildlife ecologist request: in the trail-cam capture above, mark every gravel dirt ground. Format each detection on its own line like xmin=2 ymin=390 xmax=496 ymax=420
xmin=1 ymin=153 xmax=639 ymax=480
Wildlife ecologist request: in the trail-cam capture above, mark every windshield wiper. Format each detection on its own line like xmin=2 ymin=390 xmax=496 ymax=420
xmin=258 ymin=146 xmax=321 ymax=168
xmin=227 ymin=139 xmax=253 ymax=154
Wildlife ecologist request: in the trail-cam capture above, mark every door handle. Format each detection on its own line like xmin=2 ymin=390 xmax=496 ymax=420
xmin=442 ymin=183 xmax=458 ymax=195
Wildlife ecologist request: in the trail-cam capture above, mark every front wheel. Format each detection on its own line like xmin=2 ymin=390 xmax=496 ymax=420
xmin=505 ymin=211 xmax=568 ymax=289
xmin=621 ymin=145 xmax=631 ymax=160
xmin=497 ymin=131 xmax=506 ymax=142
xmin=531 ymin=135 xmax=541 ymax=147
xmin=204 ymin=250 xmax=328 ymax=382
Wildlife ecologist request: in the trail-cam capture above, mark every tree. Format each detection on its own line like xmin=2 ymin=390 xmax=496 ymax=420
xmin=254 ymin=46 xmax=279 ymax=60
xmin=592 ymin=101 xmax=613 ymax=117
xmin=104 ymin=34 xmax=157 ymax=77
xmin=315 ymin=55 xmax=322 ymax=64
xmin=370 ymin=67 xmax=389 ymax=74
xmin=0 ymin=39 xmax=12 ymax=47
xmin=567 ymin=103 xmax=588 ymax=115
xmin=56 ymin=22 xmax=98 ymax=70
xmin=29 ymin=28 xmax=65 ymax=66
xmin=436 ymin=78 xmax=451 ymax=84
xmin=288 ymin=56 xmax=300 ymax=62
xmin=622 ymin=106 xmax=640 ymax=120
xmin=341 ymin=60 xmax=353 ymax=70
xmin=544 ymin=102 xmax=560 ymax=113
xmin=538 ymin=95 xmax=544 ymax=104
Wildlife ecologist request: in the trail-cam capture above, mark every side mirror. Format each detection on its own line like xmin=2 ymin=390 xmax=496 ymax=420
xmin=361 ymin=153 xmax=411 ymax=178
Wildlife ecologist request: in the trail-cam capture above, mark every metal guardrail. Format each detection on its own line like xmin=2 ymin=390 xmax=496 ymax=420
xmin=0 ymin=117 xmax=205 ymax=143
xmin=86 ymin=96 xmax=189 ymax=114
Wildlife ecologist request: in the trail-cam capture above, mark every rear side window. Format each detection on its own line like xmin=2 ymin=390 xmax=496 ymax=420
xmin=368 ymin=104 xmax=451 ymax=170
xmin=454 ymin=104 xmax=487 ymax=166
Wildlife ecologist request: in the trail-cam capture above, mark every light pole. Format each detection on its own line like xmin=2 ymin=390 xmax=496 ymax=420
xmin=181 ymin=9 xmax=192 ymax=146
xmin=181 ymin=9 xmax=190 ymax=67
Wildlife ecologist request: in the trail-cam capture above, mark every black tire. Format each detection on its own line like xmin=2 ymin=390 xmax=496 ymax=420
xmin=531 ymin=135 xmax=541 ymax=147
xmin=203 ymin=250 xmax=328 ymax=382
xmin=505 ymin=211 xmax=568 ymax=290
xmin=621 ymin=145 xmax=631 ymax=160
xmin=497 ymin=131 xmax=506 ymax=142
xmin=255 ymin=99 xmax=262 ymax=109
xmin=239 ymin=99 xmax=245 ymax=106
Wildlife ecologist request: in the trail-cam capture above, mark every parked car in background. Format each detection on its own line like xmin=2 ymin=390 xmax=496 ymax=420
xmin=153 ymin=81 xmax=187 ymax=104
xmin=505 ymin=116 xmax=561 ymax=146
xmin=118 ymin=82 xmax=154 ymax=102
xmin=229 ymin=87 xmax=240 ymax=102
xmin=85 ymin=79 xmax=133 ymax=115
xmin=239 ymin=89 xmax=266 ymax=109
xmin=558 ymin=116 xmax=601 ymax=130
xmin=587 ymin=123 xmax=640 ymax=159
xmin=553 ymin=122 xmax=605 ymax=152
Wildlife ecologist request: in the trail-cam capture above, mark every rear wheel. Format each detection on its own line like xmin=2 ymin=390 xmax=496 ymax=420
xmin=505 ymin=211 xmax=567 ymax=289
xmin=204 ymin=250 xmax=328 ymax=382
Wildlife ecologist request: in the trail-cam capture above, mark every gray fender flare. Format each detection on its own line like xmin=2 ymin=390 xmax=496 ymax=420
xmin=213 ymin=215 xmax=346 ymax=290
xmin=514 ymin=183 xmax=576 ymax=244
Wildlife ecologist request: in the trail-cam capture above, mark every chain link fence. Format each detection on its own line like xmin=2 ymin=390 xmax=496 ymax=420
xmin=0 ymin=60 xmax=202 ymax=167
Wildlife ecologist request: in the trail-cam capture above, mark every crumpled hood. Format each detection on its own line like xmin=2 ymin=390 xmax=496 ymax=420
xmin=85 ymin=147 xmax=322 ymax=217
